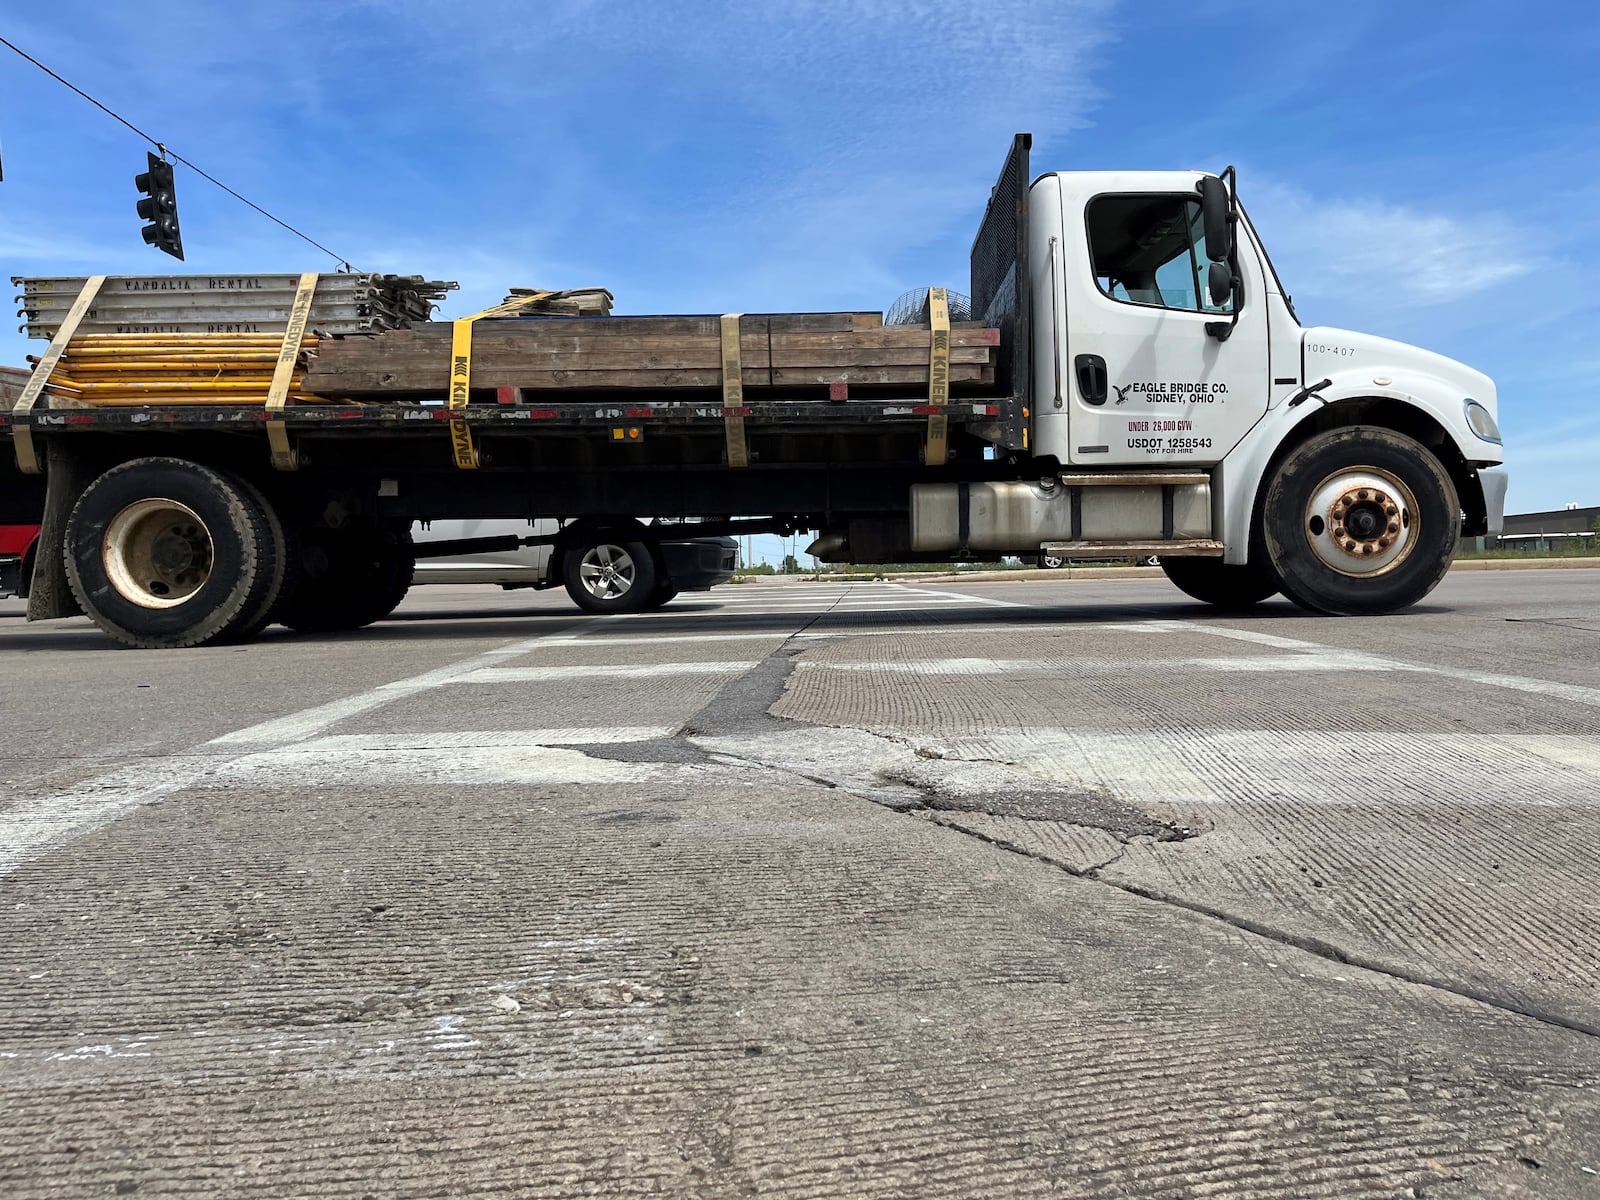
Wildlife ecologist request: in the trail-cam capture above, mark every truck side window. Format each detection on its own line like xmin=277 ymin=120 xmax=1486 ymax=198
xmin=1087 ymin=194 xmax=1235 ymax=315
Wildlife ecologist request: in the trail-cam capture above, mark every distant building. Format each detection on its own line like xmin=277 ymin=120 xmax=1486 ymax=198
xmin=1463 ymin=504 xmax=1600 ymax=554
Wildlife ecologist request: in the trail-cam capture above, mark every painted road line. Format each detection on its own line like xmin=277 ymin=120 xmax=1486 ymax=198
xmin=804 ymin=654 xmax=1390 ymax=676
xmin=536 ymin=632 xmax=792 ymax=647
xmin=1162 ymin=620 xmax=1600 ymax=710
xmin=696 ymin=600 xmax=973 ymax=612
xmin=210 ymin=625 xmax=597 ymax=746
xmin=0 ymin=758 xmax=215 ymax=875
xmin=944 ymin=728 xmax=1600 ymax=810
xmin=455 ymin=661 xmax=759 ymax=684
xmin=204 ymin=743 xmax=705 ymax=789
xmin=2 ymin=627 xmax=590 ymax=872
xmin=303 ymin=728 xmax=678 ymax=750
xmin=893 ymin=585 xmax=1028 ymax=608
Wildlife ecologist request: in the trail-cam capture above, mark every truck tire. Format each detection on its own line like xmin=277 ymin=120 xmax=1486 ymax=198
xmin=278 ymin=524 xmax=415 ymax=633
xmin=1262 ymin=425 xmax=1457 ymax=616
xmin=220 ymin=476 xmax=289 ymax=642
xmin=562 ymin=537 xmax=657 ymax=614
xmin=1160 ymin=557 xmax=1279 ymax=611
xmin=63 ymin=458 xmax=280 ymax=649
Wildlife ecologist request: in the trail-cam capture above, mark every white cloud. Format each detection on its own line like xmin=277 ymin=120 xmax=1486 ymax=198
xmin=1243 ymin=181 xmax=1543 ymax=308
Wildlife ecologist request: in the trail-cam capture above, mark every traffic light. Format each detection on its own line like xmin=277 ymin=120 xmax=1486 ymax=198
xmin=134 ymin=151 xmax=183 ymax=260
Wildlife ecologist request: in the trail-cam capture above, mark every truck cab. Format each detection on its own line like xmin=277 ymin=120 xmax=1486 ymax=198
xmin=911 ymin=137 xmax=1507 ymax=616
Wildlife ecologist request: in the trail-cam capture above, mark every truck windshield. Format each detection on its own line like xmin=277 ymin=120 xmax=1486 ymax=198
xmin=1237 ymin=199 xmax=1298 ymax=323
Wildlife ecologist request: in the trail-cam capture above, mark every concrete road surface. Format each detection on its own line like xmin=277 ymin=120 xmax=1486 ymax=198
xmin=2 ymin=569 xmax=1598 ymax=1198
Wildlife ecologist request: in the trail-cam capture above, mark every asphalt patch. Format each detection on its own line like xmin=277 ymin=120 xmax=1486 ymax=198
xmin=576 ymin=737 xmax=714 ymax=765
xmin=881 ymin=765 xmax=1190 ymax=842
xmin=678 ymin=640 xmax=832 ymax=738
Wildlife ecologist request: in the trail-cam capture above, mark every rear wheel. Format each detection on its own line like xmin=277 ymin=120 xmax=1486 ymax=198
xmin=63 ymin=457 xmax=280 ymax=649
xmin=278 ymin=522 xmax=415 ymax=633
xmin=1160 ymin=556 xmax=1279 ymax=611
xmin=221 ymin=476 xmax=288 ymax=642
xmin=562 ymin=537 xmax=658 ymax=614
xmin=1263 ymin=425 xmax=1457 ymax=616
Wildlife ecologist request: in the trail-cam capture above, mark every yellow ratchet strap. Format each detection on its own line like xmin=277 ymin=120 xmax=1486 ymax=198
xmin=720 ymin=313 xmax=748 ymax=469
xmin=266 ymin=272 xmax=319 ymax=471
xmin=923 ymin=286 xmax=950 ymax=467
xmin=11 ymin=275 xmax=106 ymax=474
xmin=448 ymin=290 xmax=557 ymax=469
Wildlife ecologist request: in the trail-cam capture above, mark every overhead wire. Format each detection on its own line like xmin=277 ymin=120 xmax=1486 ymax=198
xmin=0 ymin=34 xmax=356 ymax=269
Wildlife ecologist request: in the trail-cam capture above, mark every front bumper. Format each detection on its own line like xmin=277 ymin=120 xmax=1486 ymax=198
xmin=660 ymin=538 xmax=739 ymax=591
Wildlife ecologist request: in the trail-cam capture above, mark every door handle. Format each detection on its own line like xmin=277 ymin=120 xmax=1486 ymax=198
xmin=1075 ymin=354 xmax=1107 ymax=405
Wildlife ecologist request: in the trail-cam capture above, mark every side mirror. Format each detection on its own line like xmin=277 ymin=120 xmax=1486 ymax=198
xmin=1198 ymin=175 xmax=1231 ymax=263
xmin=1207 ymin=261 xmax=1232 ymax=307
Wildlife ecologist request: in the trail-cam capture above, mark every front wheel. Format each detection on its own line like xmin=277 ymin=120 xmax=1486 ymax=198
xmin=1160 ymin=557 xmax=1279 ymax=611
xmin=562 ymin=537 xmax=658 ymax=614
xmin=1262 ymin=425 xmax=1457 ymax=616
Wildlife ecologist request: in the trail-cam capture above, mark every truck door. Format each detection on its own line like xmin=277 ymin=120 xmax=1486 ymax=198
xmin=1050 ymin=176 xmax=1270 ymax=467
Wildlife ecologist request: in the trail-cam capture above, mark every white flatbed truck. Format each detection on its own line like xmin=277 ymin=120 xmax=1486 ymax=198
xmin=1 ymin=135 xmax=1506 ymax=647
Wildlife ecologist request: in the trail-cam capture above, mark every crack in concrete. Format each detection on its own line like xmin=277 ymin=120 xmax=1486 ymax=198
xmin=603 ymin=626 xmax=1600 ymax=1045
xmin=928 ymin=809 xmax=1600 ymax=1044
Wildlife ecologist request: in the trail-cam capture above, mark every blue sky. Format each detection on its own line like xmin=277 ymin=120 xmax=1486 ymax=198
xmin=2 ymin=0 xmax=1596 ymax=566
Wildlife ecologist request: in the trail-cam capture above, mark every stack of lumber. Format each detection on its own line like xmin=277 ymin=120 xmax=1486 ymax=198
xmin=500 ymin=287 xmax=615 ymax=316
xmin=28 ymin=334 xmax=327 ymax=408
xmin=14 ymin=274 xmax=458 ymax=339
xmin=302 ymin=311 xmax=1000 ymax=398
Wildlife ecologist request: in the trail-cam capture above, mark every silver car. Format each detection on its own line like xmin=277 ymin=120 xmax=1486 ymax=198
xmin=412 ymin=519 xmax=738 ymax=613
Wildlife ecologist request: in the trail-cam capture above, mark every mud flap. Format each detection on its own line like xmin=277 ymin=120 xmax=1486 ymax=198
xmin=27 ymin=442 xmax=93 ymax=621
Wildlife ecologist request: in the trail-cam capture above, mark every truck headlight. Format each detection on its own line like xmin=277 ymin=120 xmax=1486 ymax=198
xmin=1464 ymin=399 xmax=1501 ymax=444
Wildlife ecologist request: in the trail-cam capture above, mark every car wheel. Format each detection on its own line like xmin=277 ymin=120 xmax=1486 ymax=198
xmin=562 ymin=537 xmax=658 ymax=614
xmin=1037 ymin=553 xmax=1065 ymax=569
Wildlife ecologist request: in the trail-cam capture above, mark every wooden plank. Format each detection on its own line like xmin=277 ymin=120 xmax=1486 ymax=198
xmin=414 ymin=311 xmax=883 ymax=337
xmin=305 ymin=329 xmax=994 ymax=370
xmin=767 ymin=347 xmax=992 ymax=368
xmin=295 ymin=314 xmax=1002 ymax=396
xmin=299 ymin=364 xmax=995 ymax=394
